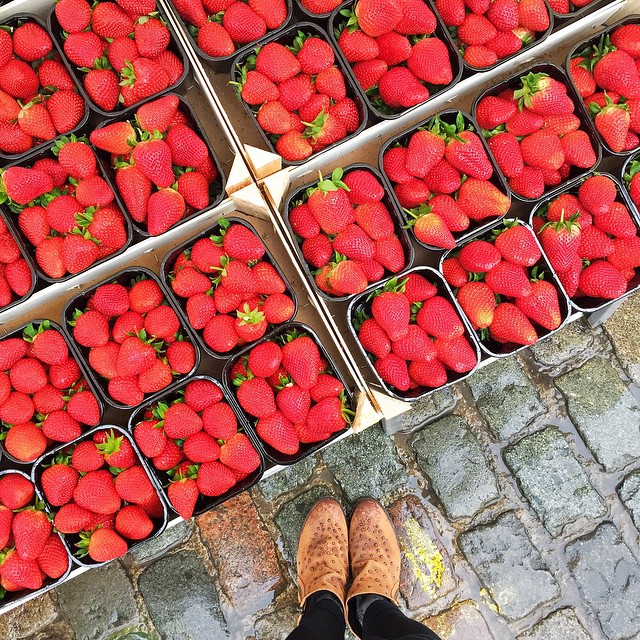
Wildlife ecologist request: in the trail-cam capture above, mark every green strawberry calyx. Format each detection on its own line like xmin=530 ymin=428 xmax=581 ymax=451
xmin=306 ymin=167 xmax=349 ymax=198
xmin=426 ymin=112 xmax=469 ymax=144
xmin=368 ymin=275 xmax=408 ymax=301
xmin=210 ymin=217 xmax=230 ymax=245
xmin=623 ymin=159 xmax=640 ymax=185
xmin=338 ymin=390 xmax=356 ymax=424
xmin=403 ymin=203 xmax=433 ymax=228
xmin=95 ymin=429 xmax=124 ymax=457
xmin=168 ymin=464 xmax=198 ymax=482
xmin=288 ymin=31 xmax=313 ymax=55
xmin=22 ymin=320 xmax=51 ymax=343
xmin=76 ymin=527 xmax=100 ymax=558
xmin=588 ymin=93 xmax=629 ymax=116
xmin=236 ymin=304 xmax=265 ymax=326
xmin=577 ymin=34 xmax=616 ymax=73
xmin=513 ymin=72 xmax=551 ymax=111
xmin=540 ymin=209 xmax=581 ymax=235
xmin=52 ymin=134 xmax=90 ymax=157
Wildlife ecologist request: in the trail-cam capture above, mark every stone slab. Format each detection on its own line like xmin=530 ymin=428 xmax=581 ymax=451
xmin=618 ymin=471 xmax=640 ymax=528
xmin=412 ymin=416 xmax=500 ymax=520
xmin=423 ymin=601 xmax=494 ymax=640
xmin=57 ymin=561 xmax=139 ymax=640
xmin=459 ymin=512 xmax=560 ymax=621
xmin=131 ymin=520 xmax=193 ymax=565
xmin=517 ymin=608 xmax=590 ymax=640
xmin=388 ymin=495 xmax=456 ymax=610
xmin=604 ymin=292 xmax=640 ymax=384
xmin=138 ymin=551 xmax=228 ymax=639
xmin=323 ymin=424 xmax=409 ymax=504
xmin=468 ymin=358 xmax=545 ymax=440
xmin=565 ymin=523 xmax=640 ymax=640
xmin=197 ymin=492 xmax=284 ymax=615
xmin=504 ymin=427 xmax=606 ymax=535
xmin=257 ymin=455 xmax=317 ymax=503
xmin=555 ymin=358 xmax=640 ymax=471
xmin=385 ymin=387 xmax=458 ymax=435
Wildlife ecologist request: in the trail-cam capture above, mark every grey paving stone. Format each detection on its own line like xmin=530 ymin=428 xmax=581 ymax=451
xmin=0 ymin=593 xmax=57 ymax=640
xmin=412 ymin=416 xmax=500 ymax=520
xmin=555 ymin=358 xmax=640 ymax=471
xmin=323 ymin=424 xmax=408 ymax=504
xmin=565 ymin=523 xmax=640 ymax=640
xmin=131 ymin=520 xmax=193 ymax=564
xmin=384 ymin=387 xmax=458 ymax=435
xmin=258 ymin=455 xmax=317 ymax=502
xmin=468 ymin=358 xmax=545 ymax=440
xmin=604 ymin=292 xmax=640 ymax=384
xmin=424 ymin=601 xmax=494 ymax=640
xmin=459 ymin=512 xmax=560 ymax=621
xmin=530 ymin=319 xmax=598 ymax=372
xmin=29 ymin=621 xmax=76 ymax=640
xmin=57 ymin=561 xmax=139 ymax=640
xmin=105 ymin=631 xmax=159 ymax=640
xmin=139 ymin=551 xmax=228 ymax=639
xmin=504 ymin=427 xmax=606 ymax=535
xmin=619 ymin=471 xmax=640 ymax=528
xmin=517 ymin=608 xmax=590 ymax=640
xmin=252 ymin=603 xmax=299 ymax=640
xmin=274 ymin=485 xmax=339 ymax=563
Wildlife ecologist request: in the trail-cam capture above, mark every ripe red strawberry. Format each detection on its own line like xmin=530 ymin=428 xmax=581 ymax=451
xmin=514 ymin=73 xmax=573 ymax=116
xmin=202 ymin=402 xmax=238 ymax=440
xmin=257 ymin=411 xmax=300 ymax=452
xmin=195 ymin=461 xmax=237 ymax=497
xmin=516 ymin=279 xmax=562 ymax=330
xmin=114 ymin=465 xmax=156 ymax=505
xmin=378 ymin=66 xmax=430 ymax=109
xmin=416 ymin=296 xmax=465 ymax=339
xmin=236 ymin=376 xmax=276 ymax=418
xmin=489 ymin=302 xmax=538 ymax=345
xmin=220 ymin=432 xmax=260 ymax=473
xmin=485 ymin=260 xmax=533 ymax=297
xmin=41 ymin=463 xmax=79 ymax=507
xmin=560 ymin=130 xmax=598 ymax=169
xmin=569 ymin=57 xmax=597 ymax=98
xmin=434 ymin=335 xmax=477 ymax=372
xmin=13 ymin=508 xmax=51 ymax=560
xmin=578 ymin=225 xmax=615 ymax=259
xmin=168 ymin=477 xmax=199 ymax=520
xmin=77 ymin=527 xmax=128 ymax=563
xmin=0 ymin=550 xmax=43 ymax=590
xmin=37 ymin=534 xmax=69 ymax=579
xmin=594 ymin=101 xmax=630 ymax=153
xmin=276 ymin=130 xmax=313 ymax=161
xmin=404 ymin=132 xmax=444 ymax=181
xmin=518 ymin=0 xmax=550 ymax=31
xmin=56 ymin=0 xmax=92 ymax=33
xmin=371 ymin=288 xmax=410 ymax=341
xmin=1 ymin=167 xmax=54 ymax=206
xmin=476 ymin=96 xmax=517 ymax=130
xmin=120 ymin=58 xmax=171 ymax=103
xmin=578 ymin=175 xmax=617 ymax=215
xmin=281 ymin=335 xmax=321 ymax=390
xmin=579 ymin=261 xmax=627 ymax=299
xmin=487 ymin=132 xmax=524 ymax=179
xmin=355 ymin=0 xmax=402 ymax=37
xmin=494 ymin=224 xmax=542 ymax=266
xmin=256 ymin=42 xmax=301 ymax=83
xmin=115 ymin=505 xmax=154 ymax=541
xmin=358 ymin=317 xmax=391 ymax=359
xmin=443 ymin=129 xmax=493 ymax=180
xmin=457 ymin=282 xmax=495 ymax=328
xmin=147 ymin=188 xmax=185 ymax=236
xmin=594 ymin=202 xmax=636 ymax=238
xmin=375 ymin=352 xmax=411 ymax=391
xmin=459 ymin=240 xmax=501 ymax=272
xmin=84 ymin=66 xmax=120 ymax=113
xmin=409 ymin=210 xmax=455 ymax=249
xmin=458 ymin=14 xmax=497 ymax=46
xmin=406 ymin=37 xmax=453 ymax=86
xmin=593 ymin=49 xmax=640 ymax=100
xmin=391 ymin=324 xmax=436 ymax=362
xmin=73 ymin=469 xmax=121 ymax=515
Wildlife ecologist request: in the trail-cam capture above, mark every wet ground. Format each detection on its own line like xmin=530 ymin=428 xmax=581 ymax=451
xmin=3 ymin=292 xmax=640 ymax=640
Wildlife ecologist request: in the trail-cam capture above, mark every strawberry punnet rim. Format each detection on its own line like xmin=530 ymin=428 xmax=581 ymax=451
xmin=347 ymin=265 xmax=482 ymax=402
xmin=530 ymin=171 xmax=640 ymax=314
xmin=0 ymin=13 xmax=90 ymax=163
xmin=127 ymin=374 xmax=266 ymax=519
xmin=221 ymin=321 xmax=356 ymax=466
xmin=60 ymin=266 xmax=201 ymax=411
xmin=439 ymin=218 xmax=572 ymax=359
xmin=0 ymin=469 xmax=72 ymax=606
xmin=0 ymin=318 xmax=105 ymax=466
xmin=31 ymin=424 xmax=169 ymax=568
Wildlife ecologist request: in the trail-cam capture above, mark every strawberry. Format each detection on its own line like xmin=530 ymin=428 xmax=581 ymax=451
xmin=578 ymin=225 xmax=614 ymax=259
xmin=0 ymin=474 xmax=34 ymax=510
xmin=168 ymin=477 xmax=199 ymax=520
xmin=301 ymin=0 xmax=342 ymax=14
xmin=457 ymin=281 xmax=495 ymax=328
xmin=609 ymin=236 xmax=640 ymax=271
xmin=197 ymin=21 xmax=235 ymax=57
xmin=147 ymin=188 xmax=185 ymax=236
xmin=456 ymin=178 xmax=509 ymax=221
xmin=458 ymin=14 xmax=497 ymax=46
xmin=56 ymin=0 xmax=92 ymax=33
xmin=276 ymin=131 xmax=313 ymax=162
xmin=262 ymin=293 xmax=295 ymax=324
xmin=391 ymin=324 xmax=436 ymax=362
xmin=569 ymin=57 xmax=597 ymax=98
xmin=12 ymin=508 xmax=51 ymax=560
xmin=579 ymin=261 xmax=627 ymax=299
xmin=41 ymin=462 xmax=79 ymax=507
xmin=37 ymin=534 xmax=69 ymax=579
xmin=236 ymin=376 xmax=276 ymax=418
xmin=485 ymin=260 xmax=533 ymax=297
xmin=518 ymin=0 xmax=550 ymax=31
xmin=202 ymin=401 xmax=238 ymax=440
xmin=256 ymin=410 xmax=299 ymax=454
xmin=354 ymin=0 xmax=402 ymax=37
xmin=509 ymin=166 xmax=545 ymax=199
xmin=352 ymin=59 xmax=387 ymax=91
xmin=489 ymin=302 xmax=538 ymax=345
xmin=77 ymin=527 xmax=128 ymax=563
xmin=434 ymin=335 xmax=477 ymax=372
xmin=166 ymin=124 xmax=209 ymax=168
xmin=407 ymin=209 xmax=455 ymax=249
xmin=73 ymin=469 xmax=121 ymax=515
xmin=594 ymin=202 xmax=636 ymax=238
xmin=494 ymin=223 xmax=541 ymax=266
xmin=256 ymin=43 xmax=301 ymax=83
xmin=306 ymin=170 xmax=355 ymax=234
xmin=196 ymin=461 xmax=238 ymax=497
xmin=459 ymin=240 xmax=501 ymax=272
xmin=106 ymin=36 xmax=140 ymax=73
xmin=0 ymin=550 xmax=43 ymax=590
xmin=374 ymin=352 xmax=410 ymax=391
xmin=516 ymin=278 xmax=562 ymax=330
xmin=371 ymin=287 xmax=410 ymax=341
xmin=406 ymin=38 xmax=453 ymax=85
xmin=520 ymin=130 xmax=565 ymax=171
xmin=593 ymin=100 xmax=630 ymax=153
xmin=220 ymin=432 xmax=260 ymax=473
xmin=90 ymin=122 xmax=136 ymax=156
xmin=560 ymin=130 xmax=598 ymax=169
xmin=281 ymin=335 xmax=321 ymax=390
xmin=222 ymin=2 xmax=266 ymax=44
xmin=514 ymin=73 xmax=573 ymax=116
xmin=476 ymin=96 xmax=517 ymax=130
xmin=416 ymin=296 xmax=464 ymax=339
xmin=578 ymin=175 xmax=617 ymax=215
xmin=593 ymin=49 xmax=640 ymax=100
xmin=357 ymin=317 xmax=391 ymax=359
xmin=66 ymin=389 xmax=100 ymax=426
xmin=115 ymin=505 xmax=154 ymax=541
xmin=1 ymin=167 xmax=54 ymax=206
xmin=443 ymin=129 xmax=493 ymax=181
xmin=114 ymin=465 xmax=156 ymax=505
xmin=134 ymin=16 xmax=170 ymax=58
xmin=378 ymin=67 xmax=429 ymax=109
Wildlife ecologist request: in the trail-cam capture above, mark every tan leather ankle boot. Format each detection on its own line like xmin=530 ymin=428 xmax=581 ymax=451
xmin=296 ymin=498 xmax=349 ymax=612
xmin=345 ymin=498 xmax=401 ymax=634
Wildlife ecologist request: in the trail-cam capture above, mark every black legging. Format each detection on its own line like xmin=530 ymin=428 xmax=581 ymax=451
xmin=286 ymin=592 xmax=441 ymax=640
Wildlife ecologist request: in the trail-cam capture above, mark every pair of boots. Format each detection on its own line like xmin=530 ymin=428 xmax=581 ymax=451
xmin=297 ymin=497 xmax=401 ymax=637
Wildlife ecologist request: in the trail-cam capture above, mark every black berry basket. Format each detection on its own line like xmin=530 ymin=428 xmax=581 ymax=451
xmin=0 ymin=469 xmax=72 ymax=614
xmin=91 ymin=93 xmax=226 ymax=239
xmin=170 ymin=0 xmax=294 ymax=72
xmin=565 ymin=15 xmax=640 ymax=157
xmin=439 ymin=219 xmax=571 ymax=358
xmin=347 ymin=266 xmax=481 ymax=402
xmin=127 ymin=375 xmax=266 ymax=518
xmin=0 ymin=208 xmax=37 ymax=314
xmin=47 ymin=1 xmax=189 ymax=119
xmin=472 ymin=62 xmax=602 ymax=203
xmin=379 ymin=109 xmax=512 ymax=251
xmin=61 ymin=267 xmax=201 ymax=411
xmin=32 ymin=425 xmax=169 ymax=568
xmin=530 ymin=172 xmax=640 ymax=314
xmin=282 ymin=163 xmax=415 ymax=302
xmin=230 ymin=21 xmax=368 ymax=167
xmin=0 ymin=319 xmax=104 ymax=467
xmin=0 ymin=13 xmax=90 ymax=163
xmin=160 ymin=216 xmax=299 ymax=360
xmin=222 ymin=322 xmax=355 ymax=466
xmin=0 ymin=140 xmax=134 ymax=285
xmin=328 ymin=0 xmax=463 ymax=121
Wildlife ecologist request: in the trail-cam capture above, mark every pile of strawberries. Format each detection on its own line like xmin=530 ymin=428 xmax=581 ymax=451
xmin=54 ymin=0 xmax=184 ymax=113
xmin=0 ymin=19 xmax=86 ymax=157
xmin=443 ymin=221 xmax=563 ymax=351
xmin=549 ymin=0 xmax=599 ymax=14
xmin=172 ymin=0 xmax=289 ymax=59
xmin=235 ymin=32 xmax=362 ymax=162
xmin=435 ymin=0 xmax=550 ymax=69
xmin=0 ymin=321 xmax=101 ymax=463
xmin=68 ymin=274 xmax=198 ymax=407
xmin=1 ymin=136 xmax=129 ymax=279
xmin=354 ymin=273 xmax=477 ymax=394
xmin=476 ymin=71 xmax=598 ymax=200
xmin=382 ymin=112 xmax=511 ymax=250
xmin=297 ymin=0 xmax=342 ymax=15
xmin=569 ymin=24 xmax=640 ymax=153
xmin=168 ymin=219 xmax=295 ymax=355
xmin=132 ymin=377 xmax=262 ymax=520
xmin=290 ymin=167 xmax=406 ymax=297
xmin=38 ymin=428 xmax=165 ymax=563
xmin=0 ymin=216 xmax=33 ymax=310
xmin=0 ymin=473 xmax=70 ymax=596
xmin=533 ymin=174 xmax=640 ymax=303
xmin=231 ymin=329 xmax=353 ymax=456
xmin=335 ymin=0 xmax=455 ymax=114
xmin=90 ymin=95 xmax=220 ymax=236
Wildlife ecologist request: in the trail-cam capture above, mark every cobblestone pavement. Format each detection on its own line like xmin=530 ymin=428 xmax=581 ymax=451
xmin=4 ymin=293 xmax=640 ymax=640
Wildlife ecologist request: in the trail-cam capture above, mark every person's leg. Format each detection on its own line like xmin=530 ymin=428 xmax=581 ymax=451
xmin=286 ymin=591 xmax=346 ymax=640
xmin=287 ymin=498 xmax=349 ymax=640
xmin=345 ymin=498 xmax=442 ymax=640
